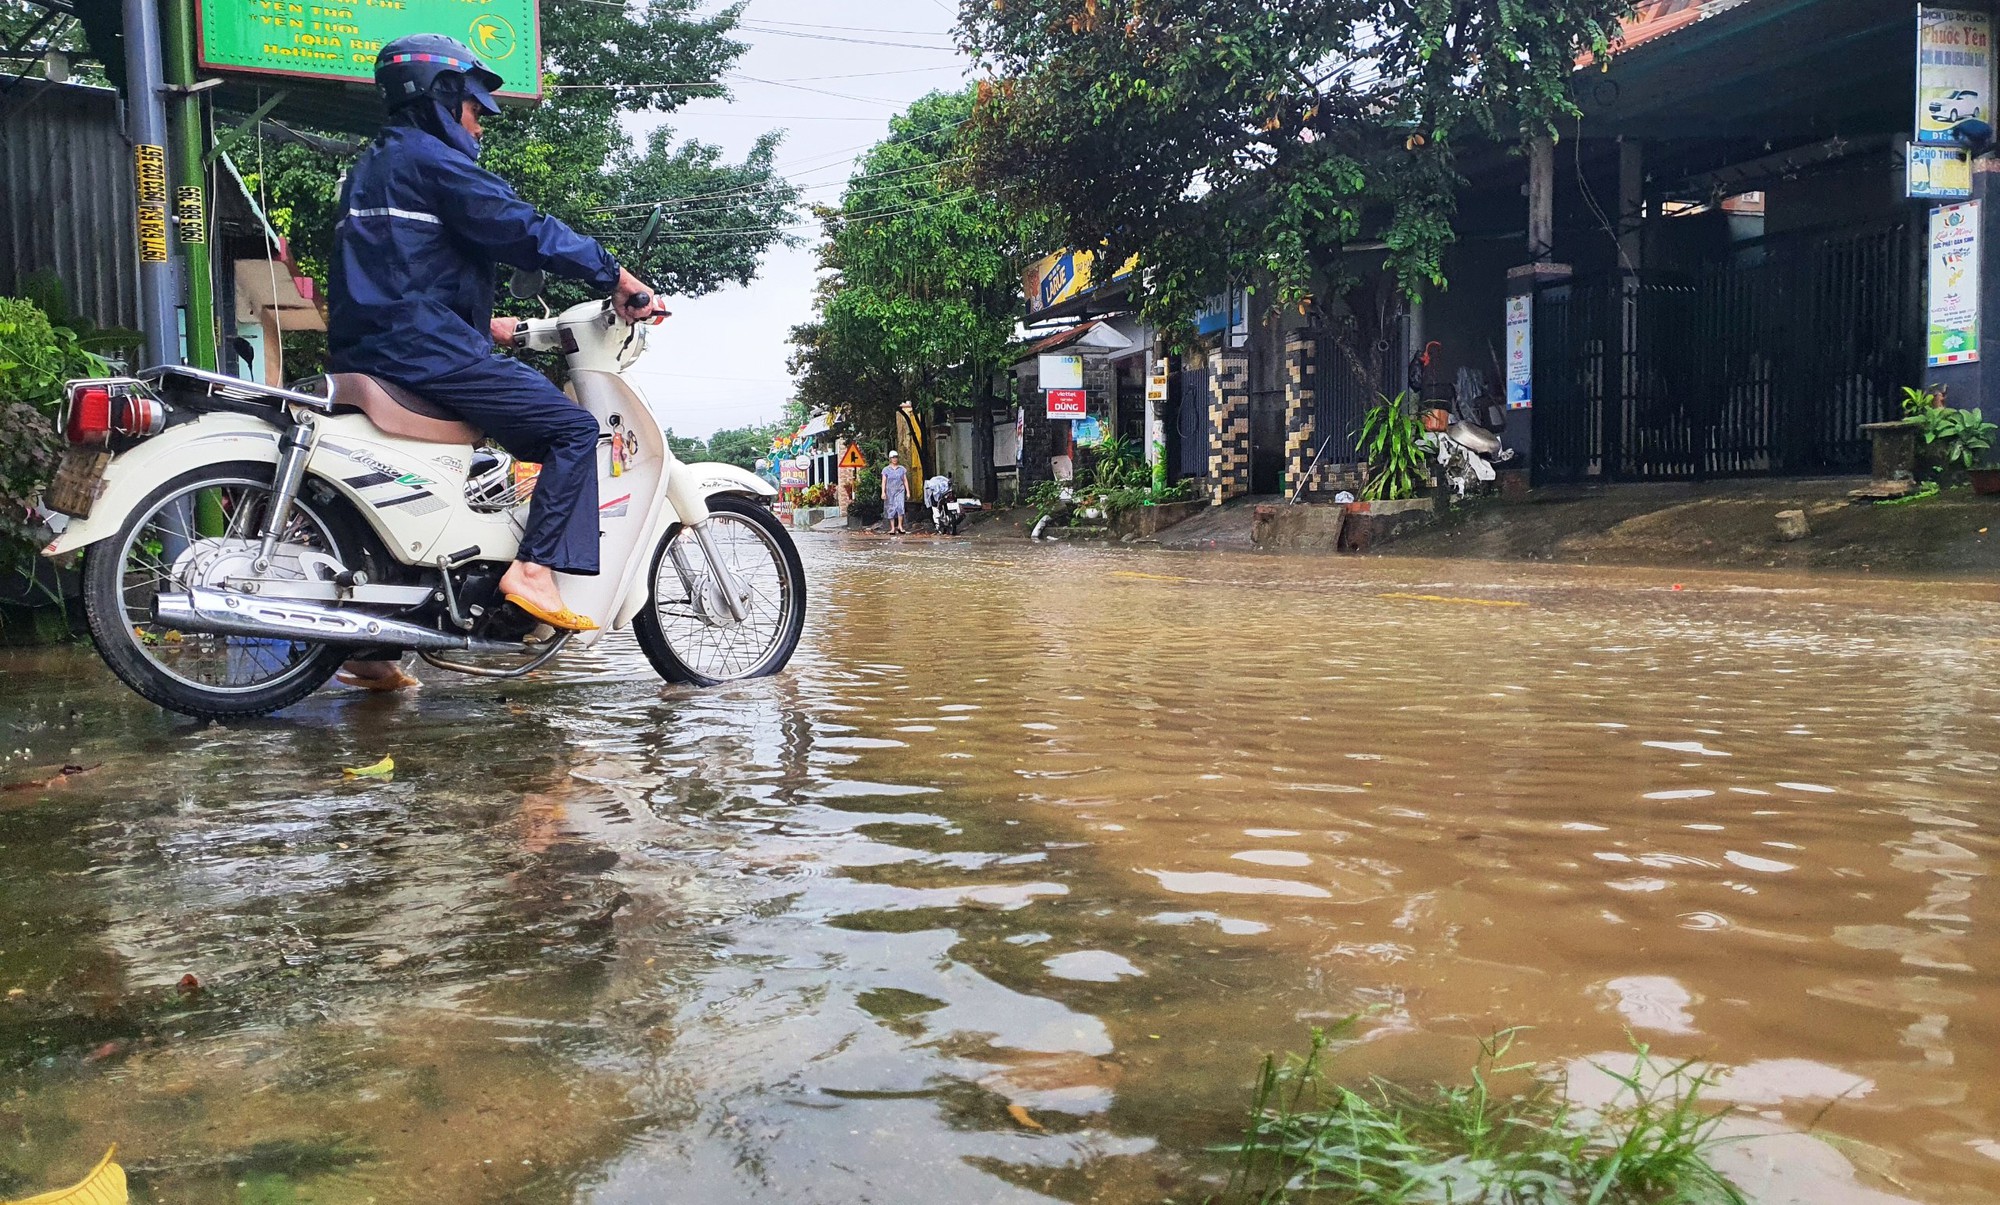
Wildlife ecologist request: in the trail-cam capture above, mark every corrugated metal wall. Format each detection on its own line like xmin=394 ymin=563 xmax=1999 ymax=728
xmin=0 ymin=80 xmax=143 ymax=332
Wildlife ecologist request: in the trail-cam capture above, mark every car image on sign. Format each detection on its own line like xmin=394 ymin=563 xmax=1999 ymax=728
xmin=1930 ymin=89 xmax=1983 ymax=124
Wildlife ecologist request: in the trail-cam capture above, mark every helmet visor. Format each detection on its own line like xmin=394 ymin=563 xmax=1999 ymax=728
xmin=463 ymin=68 xmax=503 ymax=115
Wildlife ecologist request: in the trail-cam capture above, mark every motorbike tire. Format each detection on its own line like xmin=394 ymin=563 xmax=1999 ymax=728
xmin=633 ymin=495 xmax=806 ymax=686
xmin=81 ymin=461 xmax=359 ymax=720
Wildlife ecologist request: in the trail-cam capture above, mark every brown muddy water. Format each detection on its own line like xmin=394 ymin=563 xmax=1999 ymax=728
xmin=0 ymin=540 xmax=1997 ymax=1203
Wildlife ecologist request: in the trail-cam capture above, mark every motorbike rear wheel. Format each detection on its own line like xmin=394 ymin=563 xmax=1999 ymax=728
xmin=633 ymin=495 xmax=805 ymax=686
xmin=81 ymin=462 xmax=359 ymax=719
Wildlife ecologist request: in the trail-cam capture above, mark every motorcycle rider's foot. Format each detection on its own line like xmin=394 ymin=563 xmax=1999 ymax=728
xmin=498 ymin=561 xmax=598 ymax=632
xmin=338 ymin=659 xmax=421 ymax=691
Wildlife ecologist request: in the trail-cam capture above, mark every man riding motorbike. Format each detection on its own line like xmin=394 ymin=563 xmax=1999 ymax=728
xmin=329 ymin=34 xmax=662 ymax=686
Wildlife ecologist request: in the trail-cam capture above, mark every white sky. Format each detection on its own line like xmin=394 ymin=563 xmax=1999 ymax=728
xmin=619 ymin=2 xmax=974 ymax=439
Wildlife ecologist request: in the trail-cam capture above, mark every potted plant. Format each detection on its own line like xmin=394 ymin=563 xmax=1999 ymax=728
xmin=1354 ymin=391 xmax=1434 ymax=505
xmin=1899 ymin=386 xmax=1997 ymax=484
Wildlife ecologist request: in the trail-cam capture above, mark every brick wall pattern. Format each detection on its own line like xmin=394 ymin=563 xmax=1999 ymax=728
xmin=1206 ymin=353 xmax=1251 ymax=504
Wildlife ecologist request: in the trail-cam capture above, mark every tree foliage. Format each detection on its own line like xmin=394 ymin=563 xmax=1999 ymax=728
xmin=789 ymin=88 xmax=1038 ymax=468
xmin=662 ymin=421 xmax=785 ymax=470
xmin=959 ymin=0 xmax=1633 ymax=325
xmin=0 ymin=296 xmax=106 ymax=566
xmin=257 ymin=0 xmax=796 ymax=316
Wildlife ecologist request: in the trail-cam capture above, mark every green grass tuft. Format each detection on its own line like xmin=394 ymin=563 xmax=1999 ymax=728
xmin=1216 ymin=1024 xmax=1747 ymax=1204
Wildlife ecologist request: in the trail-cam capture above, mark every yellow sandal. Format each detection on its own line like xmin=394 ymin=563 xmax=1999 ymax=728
xmin=504 ymin=594 xmax=599 ymax=632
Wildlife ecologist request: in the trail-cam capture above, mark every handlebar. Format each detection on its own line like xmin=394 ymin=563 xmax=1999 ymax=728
xmin=626 ymin=289 xmax=652 ymax=313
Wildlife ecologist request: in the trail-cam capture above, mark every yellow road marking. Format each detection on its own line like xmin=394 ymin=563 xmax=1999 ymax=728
xmin=1378 ymin=592 xmax=1527 ymax=608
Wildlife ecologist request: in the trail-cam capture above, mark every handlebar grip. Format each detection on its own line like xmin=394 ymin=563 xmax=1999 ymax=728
xmin=627 ymin=290 xmax=652 ymax=313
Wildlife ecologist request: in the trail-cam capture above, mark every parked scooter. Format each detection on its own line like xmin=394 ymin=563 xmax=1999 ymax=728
xmin=38 ymin=269 xmax=806 ymax=719
xmin=924 ymin=475 xmax=963 ymax=536
xmin=1433 ymin=417 xmax=1514 ymax=496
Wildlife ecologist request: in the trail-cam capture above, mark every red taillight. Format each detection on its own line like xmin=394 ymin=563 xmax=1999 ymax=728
xmin=65 ymin=386 xmax=112 ymax=446
xmin=63 ymin=384 xmax=165 ymax=444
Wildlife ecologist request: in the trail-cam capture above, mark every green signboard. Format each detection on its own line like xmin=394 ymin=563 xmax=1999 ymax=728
xmin=197 ymin=0 xmax=542 ymax=99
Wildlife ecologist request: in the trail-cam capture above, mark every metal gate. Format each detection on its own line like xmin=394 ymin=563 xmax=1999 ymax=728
xmin=1534 ymin=220 xmax=1920 ymax=481
xmin=1172 ymin=353 xmax=1212 ymax=480
xmin=1295 ymin=321 xmax=1399 ymax=474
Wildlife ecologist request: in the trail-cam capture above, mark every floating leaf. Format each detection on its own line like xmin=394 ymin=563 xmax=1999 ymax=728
xmin=3 ymin=1145 xmax=127 ymax=1204
xmin=342 ymin=756 xmax=394 ymax=779
xmin=1006 ymin=1104 xmax=1044 ymax=1131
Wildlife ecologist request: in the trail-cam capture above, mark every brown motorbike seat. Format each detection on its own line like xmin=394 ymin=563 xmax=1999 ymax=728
xmin=326 ymin=373 xmax=481 ymax=445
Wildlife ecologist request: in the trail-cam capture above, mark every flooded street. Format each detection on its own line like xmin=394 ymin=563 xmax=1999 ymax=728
xmin=1 ymin=540 xmax=1998 ymax=1203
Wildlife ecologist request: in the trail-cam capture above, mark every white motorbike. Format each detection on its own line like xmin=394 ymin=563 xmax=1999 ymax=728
xmin=1434 ymin=418 xmax=1514 ymax=497
xmin=39 ymin=282 xmax=805 ymax=719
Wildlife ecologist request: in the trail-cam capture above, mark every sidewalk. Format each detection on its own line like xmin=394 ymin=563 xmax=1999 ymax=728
xmin=817 ymin=478 xmax=2000 ymax=577
xmin=1383 ymin=478 xmax=2000 ymax=576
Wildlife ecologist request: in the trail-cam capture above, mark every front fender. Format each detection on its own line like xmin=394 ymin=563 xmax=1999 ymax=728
xmin=41 ymin=415 xmax=282 ymax=557
xmin=604 ymin=460 xmax=780 ymax=633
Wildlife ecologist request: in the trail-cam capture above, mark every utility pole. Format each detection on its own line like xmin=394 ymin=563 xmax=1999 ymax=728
xmin=160 ymin=0 xmax=217 ymax=370
xmin=121 ymin=0 xmax=178 ymax=367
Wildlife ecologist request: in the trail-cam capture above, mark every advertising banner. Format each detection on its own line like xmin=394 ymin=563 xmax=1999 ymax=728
xmin=1022 ymin=248 xmax=1139 ymax=316
xmin=1916 ymin=7 xmax=1993 ymax=145
xmin=1505 ymin=295 xmax=1533 ymax=408
xmin=197 ymin=0 xmax=543 ymax=98
xmin=1928 ymin=201 xmax=1981 ymax=366
xmin=1038 ymin=353 xmax=1084 ymax=391
xmin=779 ymin=458 xmax=810 ymax=488
xmin=1909 ymin=144 xmax=1974 ymax=200
xmin=1046 ymin=389 xmax=1087 ymax=418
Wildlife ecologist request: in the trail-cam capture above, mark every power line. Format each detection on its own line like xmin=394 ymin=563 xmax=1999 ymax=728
xmin=746 ymin=17 xmax=957 ymax=37
xmin=600 ymin=187 xmax=991 ymax=240
xmin=734 ymin=23 xmax=959 ymax=51
xmin=591 ymin=126 xmax=974 ymax=222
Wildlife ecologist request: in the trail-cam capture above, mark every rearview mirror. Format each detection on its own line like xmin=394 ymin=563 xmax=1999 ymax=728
xmin=637 ymin=204 xmax=665 ymax=254
xmin=508 ymin=268 xmax=546 ymax=300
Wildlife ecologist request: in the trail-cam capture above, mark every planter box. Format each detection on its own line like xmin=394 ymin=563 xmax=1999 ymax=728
xmin=1251 ymin=503 xmax=1346 ymax=550
xmin=789 ymin=506 xmax=843 ymax=530
xmin=1339 ymin=496 xmax=1437 ymax=552
xmin=1114 ymin=499 xmax=1204 ymax=539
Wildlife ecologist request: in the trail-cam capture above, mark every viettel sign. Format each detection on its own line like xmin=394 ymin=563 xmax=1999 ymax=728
xmin=1046 ymin=388 xmax=1087 ymax=418
xmin=198 ymin=0 xmax=543 ymax=99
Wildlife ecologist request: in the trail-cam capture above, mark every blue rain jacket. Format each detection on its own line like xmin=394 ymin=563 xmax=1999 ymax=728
xmin=328 ymin=106 xmax=620 ymax=382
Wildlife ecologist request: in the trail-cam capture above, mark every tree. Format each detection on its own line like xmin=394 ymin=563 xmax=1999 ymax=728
xmin=258 ymin=0 xmax=797 ymax=321
xmin=959 ymin=0 xmax=1632 ymax=326
xmin=789 ymin=87 xmax=1040 ymax=500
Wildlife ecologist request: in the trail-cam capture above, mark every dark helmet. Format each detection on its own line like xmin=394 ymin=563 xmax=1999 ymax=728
xmin=375 ymin=34 xmax=503 ymax=115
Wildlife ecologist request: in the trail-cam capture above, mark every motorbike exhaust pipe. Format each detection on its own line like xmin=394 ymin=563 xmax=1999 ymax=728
xmin=151 ymin=587 xmax=529 ymax=655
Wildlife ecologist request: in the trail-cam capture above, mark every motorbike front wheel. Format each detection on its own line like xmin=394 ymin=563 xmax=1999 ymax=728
xmin=633 ymin=495 xmax=805 ymax=686
xmin=81 ymin=462 xmax=358 ymax=719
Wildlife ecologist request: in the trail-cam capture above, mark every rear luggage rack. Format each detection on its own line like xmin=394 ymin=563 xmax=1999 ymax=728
xmin=140 ymin=364 xmax=336 ymax=415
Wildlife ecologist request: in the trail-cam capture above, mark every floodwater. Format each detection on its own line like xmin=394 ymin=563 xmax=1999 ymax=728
xmin=0 ymin=540 xmax=1997 ymax=1203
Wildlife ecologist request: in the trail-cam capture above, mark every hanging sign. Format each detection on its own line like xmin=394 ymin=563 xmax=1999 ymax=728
xmin=1038 ymin=353 xmax=1084 ymax=391
xmin=195 ymin=0 xmax=543 ymax=99
xmin=1928 ymin=201 xmax=1981 ymax=366
xmin=1916 ymin=7 xmax=1993 ymax=145
xmin=1505 ymin=295 xmax=1533 ymax=408
xmin=133 ymin=145 xmax=170 ymax=265
xmin=1046 ymin=388 xmax=1087 ymax=418
xmin=1909 ymin=144 xmax=1975 ymax=200
xmin=1146 ymin=361 xmax=1169 ymax=403
xmin=175 ymin=185 xmax=207 ymax=244
xmin=839 ymin=443 xmax=866 ymax=469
